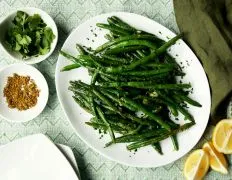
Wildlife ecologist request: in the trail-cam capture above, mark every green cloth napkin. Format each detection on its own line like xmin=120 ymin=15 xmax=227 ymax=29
xmin=174 ymin=0 xmax=232 ymax=124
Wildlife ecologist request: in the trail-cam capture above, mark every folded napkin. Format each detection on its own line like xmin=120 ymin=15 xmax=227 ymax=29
xmin=174 ymin=0 xmax=232 ymax=124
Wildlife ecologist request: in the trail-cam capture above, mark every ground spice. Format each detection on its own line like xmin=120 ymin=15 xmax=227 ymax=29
xmin=3 ymin=73 xmax=40 ymax=111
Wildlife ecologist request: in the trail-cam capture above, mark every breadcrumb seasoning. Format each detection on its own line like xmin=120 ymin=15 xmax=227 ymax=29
xmin=3 ymin=73 xmax=40 ymax=111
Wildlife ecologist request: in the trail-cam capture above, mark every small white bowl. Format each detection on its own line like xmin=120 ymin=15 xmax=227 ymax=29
xmin=0 ymin=63 xmax=49 ymax=122
xmin=0 ymin=7 xmax=58 ymax=64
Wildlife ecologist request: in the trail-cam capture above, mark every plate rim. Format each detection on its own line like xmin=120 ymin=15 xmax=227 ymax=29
xmin=55 ymin=11 xmax=211 ymax=168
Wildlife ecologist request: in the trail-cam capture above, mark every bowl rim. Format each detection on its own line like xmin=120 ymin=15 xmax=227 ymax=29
xmin=0 ymin=7 xmax=58 ymax=64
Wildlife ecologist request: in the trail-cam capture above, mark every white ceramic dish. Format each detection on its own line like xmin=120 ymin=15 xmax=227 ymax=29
xmin=55 ymin=12 xmax=211 ymax=167
xmin=0 ymin=63 xmax=49 ymax=122
xmin=0 ymin=134 xmax=79 ymax=180
xmin=57 ymin=144 xmax=81 ymax=179
xmin=0 ymin=7 xmax=58 ymax=64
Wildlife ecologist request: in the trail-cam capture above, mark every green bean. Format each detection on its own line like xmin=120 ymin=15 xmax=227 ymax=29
xmin=158 ymin=92 xmax=194 ymax=122
xmin=136 ymin=50 xmax=145 ymax=57
xmin=104 ymin=88 xmax=129 ymax=97
xmin=60 ymin=52 xmax=94 ymax=68
xmin=164 ymin=54 xmax=179 ymax=68
xmin=88 ymin=55 xmax=102 ymax=68
xmin=96 ymin=106 xmax=116 ymax=143
xmin=132 ymin=52 xmax=142 ymax=60
xmin=99 ymin=103 xmax=116 ymax=112
xmin=174 ymin=94 xmax=202 ymax=107
xmin=96 ymin=23 xmax=131 ymax=36
xmin=125 ymin=73 xmax=171 ymax=81
xmin=73 ymin=91 xmax=89 ymax=103
xmin=105 ymin=115 xmax=137 ymax=128
xmin=168 ymin=105 xmax=179 ymax=117
xmin=127 ymin=125 xmax=143 ymax=135
xmin=101 ymin=89 xmax=137 ymax=111
xmin=167 ymin=120 xmax=180 ymax=129
xmin=92 ymin=55 xmax=123 ymax=66
xmin=101 ymin=81 xmax=191 ymax=90
xmin=61 ymin=63 xmax=80 ymax=72
xmin=73 ymin=96 xmax=91 ymax=113
xmin=139 ymin=96 xmax=179 ymax=116
xmin=104 ymin=34 xmax=114 ymax=41
xmin=124 ymin=113 xmax=153 ymax=126
xmin=69 ymin=81 xmax=90 ymax=92
xmin=121 ymin=97 xmax=171 ymax=131
xmin=91 ymin=70 xmax=98 ymax=85
xmin=104 ymin=34 xmax=182 ymax=73
xmin=105 ymin=128 xmax=169 ymax=147
xmin=60 ymin=51 xmax=79 ymax=63
xmin=92 ymin=88 xmax=121 ymax=116
xmin=89 ymin=95 xmax=98 ymax=117
xmin=110 ymin=31 xmax=121 ymax=38
xmin=92 ymin=87 xmax=131 ymax=119
xmin=76 ymin=44 xmax=87 ymax=55
xmin=94 ymin=34 xmax=160 ymax=53
xmin=152 ymin=143 xmax=163 ymax=155
xmin=102 ymin=55 xmax=128 ymax=64
xmin=104 ymin=45 xmax=146 ymax=55
xmin=138 ymin=96 xmax=176 ymax=117
xmin=176 ymin=105 xmax=194 ymax=121
xmin=63 ymin=16 xmax=198 ymax=154
xmin=171 ymin=135 xmax=179 ymax=151
xmin=97 ymin=72 xmax=120 ymax=81
xmin=120 ymin=68 xmax=174 ymax=76
xmin=96 ymin=89 xmax=154 ymax=126
xmin=127 ymin=122 xmax=195 ymax=150
xmin=106 ymin=119 xmax=136 ymax=132
xmin=109 ymin=39 xmax=158 ymax=50
xmin=98 ymin=74 xmax=111 ymax=82
xmin=86 ymin=121 xmax=108 ymax=130
xmin=107 ymin=16 xmax=136 ymax=33
xmin=85 ymin=122 xmax=127 ymax=133
xmin=144 ymin=62 xmax=175 ymax=68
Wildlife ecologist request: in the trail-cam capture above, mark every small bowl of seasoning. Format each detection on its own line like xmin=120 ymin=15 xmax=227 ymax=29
xmin=0 ymin=7 xmax=58 ymax=64
xmin=0 ymin=63 xmax=49 ymax=122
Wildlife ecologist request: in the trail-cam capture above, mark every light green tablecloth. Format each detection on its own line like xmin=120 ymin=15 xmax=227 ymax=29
xmin=0 ymin=0 xmax=231 ymax=179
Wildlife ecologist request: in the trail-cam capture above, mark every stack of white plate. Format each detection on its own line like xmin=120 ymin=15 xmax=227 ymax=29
xmin=0 ymin=134 xmax=80 ymax=180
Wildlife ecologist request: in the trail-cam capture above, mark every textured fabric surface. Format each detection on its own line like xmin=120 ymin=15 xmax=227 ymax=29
xmin=0 ymin=0 xmax=231 ymax=179
xmin=174 ymin=0 xmax=232 ymax=124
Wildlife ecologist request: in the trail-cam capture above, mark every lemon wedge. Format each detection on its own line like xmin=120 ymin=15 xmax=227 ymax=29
xmin=184 ymin=149 xmax=209 ymax=180
xmin=212 ymin=119 xmax=232 ymax=154
xmin=203 ymin=141 xmax=228 ymax=174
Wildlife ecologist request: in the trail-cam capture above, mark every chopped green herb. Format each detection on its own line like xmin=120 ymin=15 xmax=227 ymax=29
xmin=5 ymin=11 xmax=55 ymax=58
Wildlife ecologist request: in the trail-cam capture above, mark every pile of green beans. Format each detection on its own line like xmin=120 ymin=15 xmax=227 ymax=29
xmin=60 ymin=16 xmax=201 ymax=154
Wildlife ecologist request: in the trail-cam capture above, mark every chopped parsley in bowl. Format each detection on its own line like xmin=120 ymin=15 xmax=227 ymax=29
xmin=0 ymin=7 xmax=58 ymax=64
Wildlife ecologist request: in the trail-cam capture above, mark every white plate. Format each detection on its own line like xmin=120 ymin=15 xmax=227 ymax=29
xmin=0 ymin=63 xmax=49 ymax=122
xmin=0 ymin=134 xmax=79 ymax=180
xmin=0 ymin=7 xmax=58 ymax=64
xmin=55 ymin=12 xmax=211 ymax=167
xmin=57 ymin=144 xmax=81 ymax=179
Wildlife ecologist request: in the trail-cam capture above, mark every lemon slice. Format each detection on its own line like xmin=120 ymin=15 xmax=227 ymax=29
xmin=203 ymin=141 xmax=228 ymax=174
xmin=212 ymin=119 xmax=232 ymax=154
xmin=184 ymin=149 xmax=209 ymax=180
